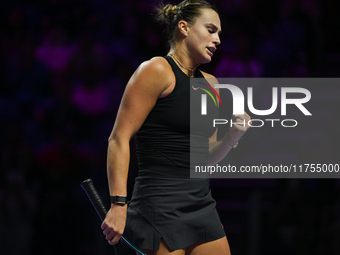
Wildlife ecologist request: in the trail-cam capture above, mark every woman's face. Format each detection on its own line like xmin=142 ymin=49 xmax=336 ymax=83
xmin=186 ymin=8 xmax=221 ymax=64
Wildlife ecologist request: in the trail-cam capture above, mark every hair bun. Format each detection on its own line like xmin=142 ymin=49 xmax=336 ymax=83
xmin=161 ymin=4 xmax=179 ymax=24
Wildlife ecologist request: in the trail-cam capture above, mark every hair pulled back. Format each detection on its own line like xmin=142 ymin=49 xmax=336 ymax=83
xmin=155 ymin=0 xmax=218 ymax=47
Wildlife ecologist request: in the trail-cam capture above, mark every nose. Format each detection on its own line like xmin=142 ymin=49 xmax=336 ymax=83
xmin=214 ymin=34 xmax=221 ymax=46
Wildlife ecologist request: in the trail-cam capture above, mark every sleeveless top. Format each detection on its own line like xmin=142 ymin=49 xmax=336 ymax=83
xmin=134 ymin=56 xmax=219 ymax=178
xmin=125 ymin=57 xmax=225 ymax=251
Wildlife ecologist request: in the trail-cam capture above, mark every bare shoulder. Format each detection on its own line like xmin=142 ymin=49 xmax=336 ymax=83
xmin=200 ymin=71 xmax=219 ymax=94
xmin=136 ymin=56 xmax=172 ymax=79
xmin=149 ymin=56 xmax=171 ymax=69
xmin=200 ymin=71 xmax=218 ymax=82
xmin=130 ymin=56 xmax=173 ymax=93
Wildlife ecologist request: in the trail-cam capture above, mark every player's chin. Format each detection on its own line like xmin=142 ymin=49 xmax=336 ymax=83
xmin=196 ymin=50 xmax=212 ymax=64
xmin=201 ymin=54 xmax=212 ymax=64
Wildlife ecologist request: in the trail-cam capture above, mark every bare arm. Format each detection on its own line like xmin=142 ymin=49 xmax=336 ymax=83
xmin=208 ymin=113 xmax=251 ymax=165
xmin=201 ymin=72 xmax=251 ymax=166
xmin=101 ymin=57 xmax=173 ymax=245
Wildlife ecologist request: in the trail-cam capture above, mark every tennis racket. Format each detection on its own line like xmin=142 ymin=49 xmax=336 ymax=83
xmin=81 ymin=178 xmax=146 ymax=255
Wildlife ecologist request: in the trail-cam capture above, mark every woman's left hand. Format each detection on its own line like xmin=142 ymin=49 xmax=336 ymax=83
xmin=225 ymin=112 xmax=252 ymax=146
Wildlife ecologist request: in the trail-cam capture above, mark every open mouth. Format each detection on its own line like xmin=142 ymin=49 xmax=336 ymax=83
xmin=206 ymin=47 xmax=215 ymax=55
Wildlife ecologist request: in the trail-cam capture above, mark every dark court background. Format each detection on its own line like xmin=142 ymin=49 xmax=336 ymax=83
xmin=1 ymin=0 xmax=339 ymax=254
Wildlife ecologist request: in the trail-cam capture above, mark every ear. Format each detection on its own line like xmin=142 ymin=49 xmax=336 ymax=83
xmin=177 ymin=20 xmax=189 ymax=37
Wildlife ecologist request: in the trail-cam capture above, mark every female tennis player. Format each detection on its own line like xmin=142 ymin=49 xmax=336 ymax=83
xmin=101 ymin=1 xmax=251 ymax=254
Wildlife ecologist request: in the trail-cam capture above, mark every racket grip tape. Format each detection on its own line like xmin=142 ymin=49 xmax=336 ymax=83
xmin=80 ymin=178 xmax=107 ymax=221
xmin=80 ymin=178 xmax=146 ymax=255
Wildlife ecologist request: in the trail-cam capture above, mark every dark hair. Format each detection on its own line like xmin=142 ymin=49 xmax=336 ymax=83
xmin=155 ymin=0 xmax=218 ymax=47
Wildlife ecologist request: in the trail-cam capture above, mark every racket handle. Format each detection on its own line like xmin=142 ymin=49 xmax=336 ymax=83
xmin=80 ymin=178 xmax=146 ymax=255
xmin=81 ymin=178 xmax=107 ymax=221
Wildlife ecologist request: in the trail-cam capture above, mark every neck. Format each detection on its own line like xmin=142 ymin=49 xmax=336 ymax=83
xmin=168 ymin=48 xmax=200 ymax=76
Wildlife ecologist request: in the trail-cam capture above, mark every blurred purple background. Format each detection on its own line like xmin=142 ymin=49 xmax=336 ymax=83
xmin=1 ymin=0 xmax=340 ymax=254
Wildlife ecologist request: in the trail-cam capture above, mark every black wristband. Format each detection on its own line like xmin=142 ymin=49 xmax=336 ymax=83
xmin=110 ymin=195 xmax=128 ymax=205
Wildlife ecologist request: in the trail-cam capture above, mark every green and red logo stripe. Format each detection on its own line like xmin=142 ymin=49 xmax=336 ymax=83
xmin=192 ymin=82 xmax=222 ymax=106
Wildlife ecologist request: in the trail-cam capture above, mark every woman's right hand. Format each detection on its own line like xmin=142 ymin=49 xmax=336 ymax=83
xmin=101 ymin=203 xmax=127 ymax=245
xmin=103 ymin=57 xmax=172 ymax=245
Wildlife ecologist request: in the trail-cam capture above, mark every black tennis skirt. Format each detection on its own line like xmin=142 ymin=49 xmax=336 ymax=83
xmin=123 ymin=177 xmax=225 ymax=251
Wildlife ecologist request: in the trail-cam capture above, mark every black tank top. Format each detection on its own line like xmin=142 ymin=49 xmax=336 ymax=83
xmin=134 ymin=56 xmax=218 ymax=178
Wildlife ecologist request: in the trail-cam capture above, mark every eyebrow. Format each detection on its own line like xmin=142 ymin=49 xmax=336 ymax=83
xmin=206 ymin=23 xmax=222 ymax=34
